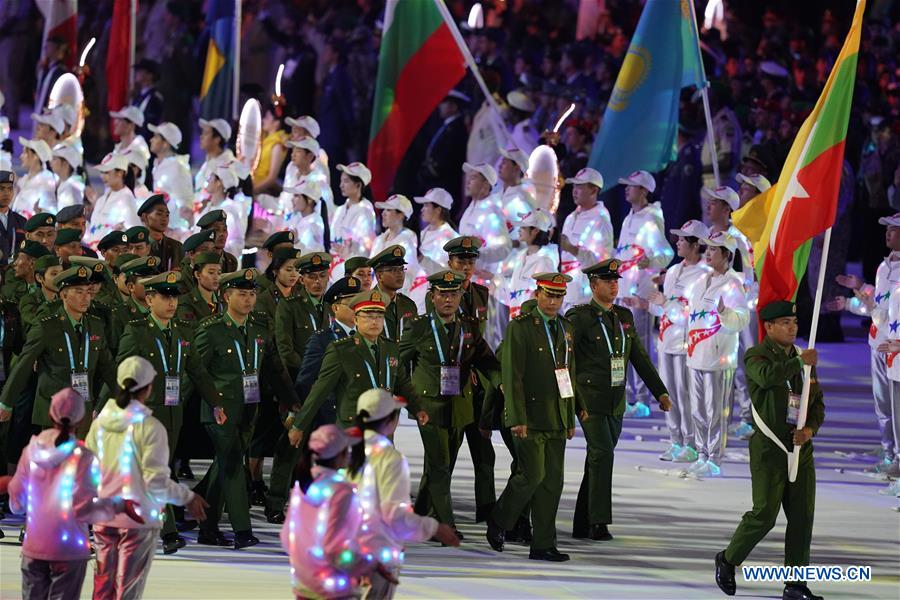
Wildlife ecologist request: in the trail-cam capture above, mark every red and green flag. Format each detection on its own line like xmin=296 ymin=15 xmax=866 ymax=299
xmin=733 ymin=0 xmax=864 ymax=327
xmin=367 ymin=0 xmax=466 ymax=201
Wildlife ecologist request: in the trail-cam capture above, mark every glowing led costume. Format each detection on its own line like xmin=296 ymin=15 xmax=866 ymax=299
xmin=559 ymin=202 xmax=614 ymax=306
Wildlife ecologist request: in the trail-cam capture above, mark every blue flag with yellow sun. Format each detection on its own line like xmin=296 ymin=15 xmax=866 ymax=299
xmin=200 ymin=0 xmax=236 ymax=120
xmin=589 ymin=0 xmax=706 ymax=186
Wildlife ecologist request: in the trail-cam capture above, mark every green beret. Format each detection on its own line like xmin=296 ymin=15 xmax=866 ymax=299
xmin=582 ymin=258 xmax=622 ymax=280
xmin=760 ymin=301 xmax=797 ymax=322
xmin=98 ymin=230 xmax=129 ymax=252
xmin=443 ymin=236 xmax=482 ymax=257
xmin=56 ymin=205 xmax=85 ymax=224
xmin=344 ymin=256 xmax=371 ymax=274
xmin=24 ymin=212 xmax=56 ymax=232
xmin=183 ymin=230 xmax=216 ymax=253
xmin=297 ymin=251 xmax=331 ymax=273
xmin=125 ymin=226 xmax=150 ymax=244
xmin=428 ymin=269 xmax=465 ymax=291
xmin=368 ymin=244 xmax=407 ymax=270
xmin=263 ymin=230 xmax=295 ymax=250
xmin=141 ymin=271 xmax=184 ymax=296
xmin=196 ymin=209 xmax=226 ymax=229
xmin=121 ymin=255 xmax=161 ymax=278
xmin=137 ymin=193 xmax=166 ymax=216
xmin=192 ymin=251 xmax=223 ymax=268
xmin=34 ymin=255 xmax=61 ymax=273
xmin=323 ymin=276 xmax=361 ymax=304
xmin=69 ymin=256 xmax=109 ymax=283
xmin=54 ymin=228 xmax=82 ymax=246
xmin=53 ymin=265 xmax=93 ymax=290
xmin=113 ymin=253 xmax=139 ymax=273
xmin=272 ymin=247 xmax=303 ymax=264
xmin=19 ymin=240 xmax=50 ymax=259
xmin=220 ymin=268 xmax=260 ymax=290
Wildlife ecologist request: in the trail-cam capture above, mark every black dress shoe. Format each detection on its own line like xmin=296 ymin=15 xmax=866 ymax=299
xmin=176 ymin=519 xmax=198 ymax=532
xmin=715 ymin=551 xmax=736 ymax=596
xmin=0 ymin=528 xmax=4 ymax=540
xmin=529 ymin=548 xmax=570 ymax=562
xmin=485 ymin=518 xmax=505 ymax=552
xmin=177 ymin=462 xmax=195 ymax=480
xmin=249 ymin=481 xmax=268 ymax=507
xmin=590 ymin=524 xmax=613 ymax=541
xmin=572 ymin=528 xmax=590 ymax=539
xmin=265 ymin=509 xmax=285 ymax=524
xmin=504 ymin=527 xmax=522 ymax=543
xmin=162 ymin=533 xmax=186 ymax=555
xmin=233 ymin=530 xmax=260 ymax=550
xmin=782 ymin=583 xmax=823 ymax=600
xmin=515 ymin=517 xmax=533 ymax=543
xmin=197 ymin=530 xmax=231 ymax=546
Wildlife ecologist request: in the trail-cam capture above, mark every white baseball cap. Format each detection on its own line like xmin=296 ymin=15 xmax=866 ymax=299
xmin=120 ymin=147 xmax=149 ymax=171
xmin=736 ymin=172 xmax=771 ymax=193
xmin=117 ymin=355 xmax=157 ymax=391
xmin=286 ymin=136 xmax=320 ymax=155
xmin=499 ymin=146 xmax=529 ymax=173
xmin=507 ymin=89 xmax=535 ymax=112
xmin=285 ymin=115 xmax=321 ymax=138
xmin=199 ymin=118 xmax=232 ymax=141
xmin=414 ymin=187 xmax=454 ymax=210
xmin=284 ymin=178 xmax=322 ymax=202
xmin=566 ymin=167 xmax=604 ymax=189
xmin=337 ymin=162 xmax=372 ymax=187
xmin=109 ymin=105 xmax=145 ymax=127
xmin=212 ymin=164 xmax=239 ymax=190
xmin=702 ymin=231 xmax=738 ymax=253
xmin=148 ymin=122 xmax=182 ymax=148
xmin=878 ymin=212 xmax=900 ymax=227
xmin=223 ymin=158 xmax=251 ymax=181
xmin=357 ymin=388 xmax=406 ymax=422
xmin=520 ymin=208 xmax=554 ymax=232
xmin=617 ymin=169 xmax=656 ymax=193
xmin=96 ymin=152 xmax=130 ymax=173
xmin=32 ymin=111 xmax=66 ymax=135
xmin=701 ymin=185 xmax=741 ymax=211
xmin=52 ymin=142 xmax=82 ymax=169
xmin=670 ymin=219 xmax=709 ymax=239
xmin=308 ymin=424 xmax=363 ymax=459
xmin=18 ymin=137 xmax=52 ymax=164
xmin=463 ymin=162 xmax=498 ymax=187
xmin=376 ymin=194 xmax=413 ymax=219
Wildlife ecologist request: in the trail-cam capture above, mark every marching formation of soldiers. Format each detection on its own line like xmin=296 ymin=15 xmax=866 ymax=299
xmin=0 ymin=98 xmax=840 ymax=600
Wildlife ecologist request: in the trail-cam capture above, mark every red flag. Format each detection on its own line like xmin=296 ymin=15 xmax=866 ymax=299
xmin=38 ymin=0 xmax=78 ymax=70
xmin=106 ymin=0 xmax=134 ymax=124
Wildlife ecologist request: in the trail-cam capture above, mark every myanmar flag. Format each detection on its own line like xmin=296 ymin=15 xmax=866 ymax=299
xmin=733 ymin=0 xmax=864 ymax=325
xmin=367 ymin=0 xmax=466 ymax=201
xmin=200 ymin=0 xmax=237 ymax=120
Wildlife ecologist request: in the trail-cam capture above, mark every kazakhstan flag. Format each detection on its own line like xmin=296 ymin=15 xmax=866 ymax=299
xmin=200 ymin=0 xmax=236 ymax=120
xmin=589 ymin=0 xmax=706 ymax=186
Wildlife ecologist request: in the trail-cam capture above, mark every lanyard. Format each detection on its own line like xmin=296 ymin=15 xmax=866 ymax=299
xmin=308 ymin=312 xmax=318 ymax=330
xmin=542 ymin=319 xmax=568 ymax=368
xmin=155 ymin=337 xmax=182 ymax=375
xmin=362 ymin=348 xmax=391 ymax=389
xmin=430 ymin=315 xmax=465 ymax=366
xmin=63 ymin=329 xmax=90 ymax=372
xmin=598 ymin=314 xmax=626 ymax=356
xmin=233 ymin=337 xmax=259 ymax=373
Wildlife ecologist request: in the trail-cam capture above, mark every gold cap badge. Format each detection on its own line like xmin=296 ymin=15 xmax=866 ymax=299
xmin=166 ymin=272 xmax=177 ymax=284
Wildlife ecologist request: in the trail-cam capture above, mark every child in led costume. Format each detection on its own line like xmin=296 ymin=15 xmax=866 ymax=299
xmin=6 ymin=388 xmax=143 ymax=600
xmin=348 ymin=389 xmax=459 ymax=599
xmin=86 ymin=356 xmax=208 ymax=600
xmin=281 ymin=424 xmax=369 ymax=600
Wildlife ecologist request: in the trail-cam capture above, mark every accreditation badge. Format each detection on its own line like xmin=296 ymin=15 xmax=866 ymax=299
xmin=164 ymin=376 xmax=181 ymax=406
xmin=440 ymin=366 xmax=461 ymax=396
xmin=786 ymin=393 xmax=801 ymax=425
xmin=243 ymin=373 xmax=261 ymax=404
xmin=555 ymin=368 xmax=574 ymax=399
xmin=71 ymin=372 xmax=89 ymax=401
xmin=611 ymin=356 xmax=626 ymax=387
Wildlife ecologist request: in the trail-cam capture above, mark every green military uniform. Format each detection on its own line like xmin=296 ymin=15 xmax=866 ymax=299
xmin=107 ymin=256 xmax=159 ymax=350
xmin=491 ymin=273 xmax=576 ymax=555
xmin=53 ymin=227 xmax=83 ymax=252
xmin=176 ymin=252 xmax=222 ymax=325
xmin=94 ymin=231 xmax=130 ymax=306
xmin=256 ymin=230 xmax=297 ymax=294
xmin=18 ymin=255 xmax=60 ymax=332
xmin=275 ymin=252 xmax=331 ymax=375
xmin=197 ymin=210 xmax=240 ymax=274
xmin=567 ymin=260 xmax=668 ymax=535
xmin=0 ymin=299 xmax=26 ymax=467
xmin=138 ymin=194 xmax=185 ymax=271
xmin=194 ymin=268 xmax=298 ymax=538
xmin=0 ymin=267 xmax=118 ymax=434
xmin=400 ymin=270 xmax=500 ymax=527
xmin=177 ymin=230 xmax=219 ymax=292
xmin=55 ymin=205 xmax=98 ymax=259
xmin=723 ymin=302 xmax=824 ymax=571
xmin=368 ymin=245 xmax=418 ymax=340
xmin=1 ymin=240 xmax=49 ymax=300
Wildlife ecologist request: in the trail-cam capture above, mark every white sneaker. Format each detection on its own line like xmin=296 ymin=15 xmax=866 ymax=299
xmin=672 ymin=445 xmax=699 ymax=463
xmin=684 ymin=457 xmax=707 ymax=475
xmin=705 ymin=460 xmax=722 ymax=477
xmin=659 ymin=444 xmax=681 ymax=461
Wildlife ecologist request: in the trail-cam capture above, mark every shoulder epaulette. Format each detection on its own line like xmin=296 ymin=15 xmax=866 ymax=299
xmin=197 ymin=313 xmax=222 ymax=328
xmin=333 ymin=335 xmax=355 ymax=347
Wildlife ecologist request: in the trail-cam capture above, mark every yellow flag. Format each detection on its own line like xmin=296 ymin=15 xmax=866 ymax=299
xmin=732 ymin=186 xmax=776 ymax=278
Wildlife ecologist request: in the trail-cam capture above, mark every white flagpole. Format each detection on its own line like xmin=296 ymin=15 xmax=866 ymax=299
xmin=688 ymin=0 xmax=720 ymax=186
xmin=128 ymin=0 xmax=137 ymax=90
xmin=788 ymin=226 xmax=832 ymax=482
xmin=432 ymin=0 xmax=513 ymax=149
xmin=233 ymin=0 xmax=241 ymax=121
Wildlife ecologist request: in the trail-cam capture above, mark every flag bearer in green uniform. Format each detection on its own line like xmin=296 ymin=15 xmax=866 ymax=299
xmin=0 ymin=266 xmax=118 ymax=438
xmin=197 ymin=210 xmax=241 ymax=273
xmin=369 ymin=245 xmax=418 ymax=341
xmin=401 ymin=269 xmax=500 ymax=536
xmin=275 ymin=251 xmax=331 ymax=377
xmin=194 ymin=268 xmax=299 ymax=549
xmin=116 ymin=270 xmax=219 ymax=554
xmin=138 ymin=194 xmax=184 ymax=271
xmin=568 ymin=258 xmax=671 ymax=541
xmin=486 ymin=272 xmax=577 ymax=562
xmin=715 ymin=301 xmax=825 ymax=600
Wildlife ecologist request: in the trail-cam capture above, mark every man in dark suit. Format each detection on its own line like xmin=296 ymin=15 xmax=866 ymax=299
xmin=131 ymin=59 xmax=165 ymax=141
xmin=34 ymin=35 xmax=69 ymax=114
xmin=418 ymin=90 xmax=470 ymax=200
xmin=0 ymin=171 xmax=26 ymax=268
xmin=317 ymin=38 xmax=355 ymax=199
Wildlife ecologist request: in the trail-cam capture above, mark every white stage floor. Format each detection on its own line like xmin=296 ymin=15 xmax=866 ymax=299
xmin=2 ymin=339 xmax=898 ymax=599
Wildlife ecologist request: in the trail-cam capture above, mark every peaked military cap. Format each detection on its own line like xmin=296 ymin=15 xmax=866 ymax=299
xmin=532 ymin=272 xmax=572 ymax=296
xmin=34 ymin=254 xmax=61 ymax=273
xmin=220 ymin=268 xmax=260 ymax=290
xmin=428 ymin=269 xmax=465 ymax=291
xmin=192 ymin=251 xmax=223 ymax=268
xmin=69 ymin=256 xmax=109 ymax=283
xmin=324 ymin=276 xmax=361 ymax=304
xmin=141 ymin=271 xmax=184 ymax=296
xmin=263 ymin=230 xmax=295 ymax=250
xmin=443 ymin=236 xmax=482 ymax=257
xmin=297 ymin=251 xmax=331 ymax=273
xmin=53 ymin=265 xmax=93 ymax=289
xmin=121 ymin=255 xmax=160 ymax=278
xmin=349 ymin=289 xmax=386 ymax=313
xmin=344 ymin=256 xmax=371 ymax=274
xmin=583 ymin=258 xmax=622 ymax=280
xmin=368 ymin=244 xmax=407 ymax=269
